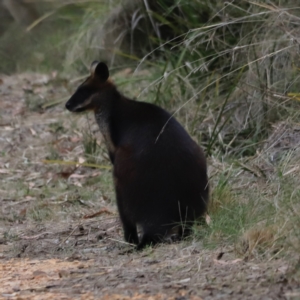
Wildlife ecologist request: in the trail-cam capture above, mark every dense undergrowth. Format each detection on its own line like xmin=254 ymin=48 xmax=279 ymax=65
xmin=1 ymin=0 xmax=300 ymax=264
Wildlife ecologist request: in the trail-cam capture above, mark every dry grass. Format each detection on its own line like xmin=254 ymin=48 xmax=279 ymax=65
xmin=238 ymin=226 xmax=276 ymax=258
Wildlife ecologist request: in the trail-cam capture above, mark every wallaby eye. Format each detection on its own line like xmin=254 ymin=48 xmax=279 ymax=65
xmin=77 ymin=86 xmax=97 ymax=99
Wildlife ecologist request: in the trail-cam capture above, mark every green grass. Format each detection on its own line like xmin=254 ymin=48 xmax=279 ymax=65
xmin=65 ymin=0 xmax=300 ymax=260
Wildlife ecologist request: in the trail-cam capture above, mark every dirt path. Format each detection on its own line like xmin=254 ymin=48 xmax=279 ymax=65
xmin=0 ymin=73 xmax=299 ymax=299
xmin=0 ymin=245 xmax=295 ymax=300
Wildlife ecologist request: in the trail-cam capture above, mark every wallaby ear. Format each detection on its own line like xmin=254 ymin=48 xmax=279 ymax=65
xmin=90 ymin=61 xmax=109 ymax=83
xmin=90 ymin=61 xmax=99 ymax=75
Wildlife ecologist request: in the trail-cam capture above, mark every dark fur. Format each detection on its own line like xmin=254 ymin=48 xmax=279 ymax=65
xmin=65 ymin=62 xmax=209 ymax=250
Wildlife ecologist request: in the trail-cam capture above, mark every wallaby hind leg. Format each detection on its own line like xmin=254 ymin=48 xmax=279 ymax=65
xmin=136 ymin=224 xmax=172 ymax=250
xmin=123 ymin=225 xmax=139 ymax=245
xmin=136 ymin=232 xmax=163 ymax=250
xmin=124 ymin=225 xmax=139 ymax=245
xmin=120 ymin=215 xmax=139 ymax=245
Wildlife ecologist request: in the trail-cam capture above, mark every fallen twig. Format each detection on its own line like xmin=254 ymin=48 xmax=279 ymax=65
xmin=56 ymin=225 xmax=80 ymax=249
xmin=22 ymin=232 xmax=53 ymax=240
xmin=83 ymin=207 xmax=114 ymax=219
xmin=43 ymin=159 xmax=111 ymax=170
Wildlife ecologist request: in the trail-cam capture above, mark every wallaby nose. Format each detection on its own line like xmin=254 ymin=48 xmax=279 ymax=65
xmin=65 ymin=101 xmax=71 ymax=111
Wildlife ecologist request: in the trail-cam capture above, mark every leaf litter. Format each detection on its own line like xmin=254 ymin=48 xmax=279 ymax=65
xmin=0 ymin=72 xmax=299 ymax=299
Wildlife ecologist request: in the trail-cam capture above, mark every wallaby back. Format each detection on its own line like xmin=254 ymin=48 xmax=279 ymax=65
xmin=66 ymin=61 xmax=209 ymax=250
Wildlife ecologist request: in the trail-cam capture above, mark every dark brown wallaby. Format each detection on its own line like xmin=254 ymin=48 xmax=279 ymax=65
xmin=65 ymin=61 xmax=209 ymax=250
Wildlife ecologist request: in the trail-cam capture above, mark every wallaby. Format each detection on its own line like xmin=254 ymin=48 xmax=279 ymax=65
xmin=65 ymin=61 xmax=209 ymax=250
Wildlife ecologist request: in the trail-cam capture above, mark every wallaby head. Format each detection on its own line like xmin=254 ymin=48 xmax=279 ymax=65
xmin=65 ymin=61 xmax=112 ymax=113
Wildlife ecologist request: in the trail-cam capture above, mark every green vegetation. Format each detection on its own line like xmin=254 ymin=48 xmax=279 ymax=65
xmin=1 ymin=0 xmax=300 ymax=263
